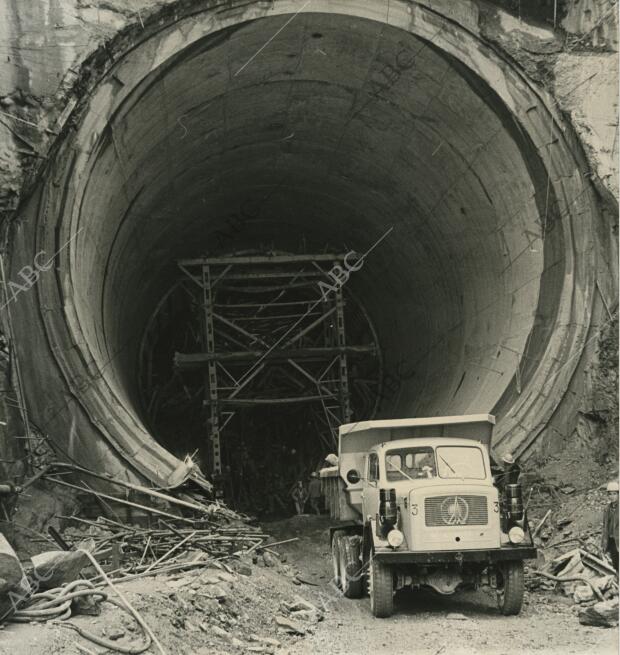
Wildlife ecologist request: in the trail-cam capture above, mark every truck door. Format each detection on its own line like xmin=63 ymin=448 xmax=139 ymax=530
xmin=362 ymin=452 xmax=380 ymax=522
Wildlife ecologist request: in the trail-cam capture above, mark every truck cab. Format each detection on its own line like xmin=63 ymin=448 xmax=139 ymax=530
xmin=322 ymin=415 xmax=536 ymax=618
xmin=363 ymin=437 xmax=502 ymax=553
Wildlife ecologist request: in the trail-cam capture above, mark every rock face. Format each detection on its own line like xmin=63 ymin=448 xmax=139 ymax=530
xmin=578 ymin=598 xmax=620 ymax=628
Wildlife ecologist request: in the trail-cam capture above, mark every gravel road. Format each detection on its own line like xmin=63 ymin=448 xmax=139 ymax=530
xmin=267 ymin=516 xmax=619 ymax=655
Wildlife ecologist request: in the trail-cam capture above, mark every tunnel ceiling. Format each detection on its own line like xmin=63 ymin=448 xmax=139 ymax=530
xmin=9 ymin=1 xmax=600 ymax=485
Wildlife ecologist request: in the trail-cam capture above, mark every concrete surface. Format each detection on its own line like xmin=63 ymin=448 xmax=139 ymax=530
xmin=0 ymin=0 xmax=616 ymax=484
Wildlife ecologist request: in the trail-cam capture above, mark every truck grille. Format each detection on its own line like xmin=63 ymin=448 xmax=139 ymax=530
xmin=424 ymin=495 xmax=488 ymax=527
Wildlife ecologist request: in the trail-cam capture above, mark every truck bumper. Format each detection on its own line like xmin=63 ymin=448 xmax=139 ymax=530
xmin=374 ymin=545 xmax=536 ymax=565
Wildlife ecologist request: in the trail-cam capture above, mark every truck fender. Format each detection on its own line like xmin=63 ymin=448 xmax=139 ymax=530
xmin=367 ymin=519 xmax=389 ymax=551
xmin=329 ymin=523 xmax=362 ymax=545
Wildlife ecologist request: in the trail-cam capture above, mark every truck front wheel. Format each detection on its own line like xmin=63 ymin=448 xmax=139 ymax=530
xmin=339 ymin=536 xmax=363 ymax=598
xmin=369 ymin=553 xmax=394 ymax=618
xmin=496 ymin=560 xmax=524 ymax=615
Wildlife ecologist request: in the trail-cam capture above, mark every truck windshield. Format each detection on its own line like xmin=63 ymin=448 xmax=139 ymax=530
xmin=385 ymin=447 xmax=436 ymax=481
xmin=436 ymin=446 xmax=486 ymax=479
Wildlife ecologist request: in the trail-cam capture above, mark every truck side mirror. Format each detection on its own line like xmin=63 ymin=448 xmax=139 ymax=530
xmin=346 ymin=469 xmax=361 ymax=484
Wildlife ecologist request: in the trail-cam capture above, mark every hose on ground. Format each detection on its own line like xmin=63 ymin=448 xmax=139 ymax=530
xmin=57 ymin=602 xmax=152 ymax=655
xmin=532 ymin=570 xmax=606 ymax=600
xmin=9 ymin=578 xmax=152 ymax=654
xmin=9 ymin=580 xmax=106 ymax=622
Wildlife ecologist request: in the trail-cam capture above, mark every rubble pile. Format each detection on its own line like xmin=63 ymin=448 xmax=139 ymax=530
xmin=524 ymin=485 xmax=619 ymax=630
xmin=526 ymin=483 xmax=609 ymax=551
xmin=114 ymin=558 xmax=324 ymax=654
xmin=4 ymin=549 xmax=325 ymax=654
xmin=0 ymin=462 xmax=328 ymax=653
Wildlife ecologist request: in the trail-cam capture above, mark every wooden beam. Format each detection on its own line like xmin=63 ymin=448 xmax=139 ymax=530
xmin=178 ymin=253 xmax=359 ymax=266
xmin=211 ymin=271 xmax=324 ymax=280
xmin=174 ymin=344 xmax=376 ymax=367
xmin=218 ymin=395 xmax=336 ymax=405
xmin=214 ymin=300 xmax=315 ymax=309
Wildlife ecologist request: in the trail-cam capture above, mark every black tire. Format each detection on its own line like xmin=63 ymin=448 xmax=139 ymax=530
xmin=369 ymin=552 xmax=394 ymax=617
xmin=339 ymin=536 xmax=363 ymax=598
xmin=497 ymin=560 xmax=524 ymax=615
xmin=331 ymin=530 xmax=345 ymax=590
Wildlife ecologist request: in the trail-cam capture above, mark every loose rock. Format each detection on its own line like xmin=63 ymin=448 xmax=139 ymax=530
xmin=578 ymin=599 xmax=619 ymax=628
xmin=275 ymin=615 xmax=306 ymax=635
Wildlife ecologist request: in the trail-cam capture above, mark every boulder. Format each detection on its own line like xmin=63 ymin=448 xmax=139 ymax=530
xmin=578 ymin=599 xmax=619 ymax=628
xmin=30 ymin=550 xmax=90 ymax=590
xmin=0 ymin=534 xmax=25 ymax=596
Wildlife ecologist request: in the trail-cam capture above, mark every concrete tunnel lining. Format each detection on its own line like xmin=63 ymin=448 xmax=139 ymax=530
xmin=8 ymin=0 xmax=600 ymax=485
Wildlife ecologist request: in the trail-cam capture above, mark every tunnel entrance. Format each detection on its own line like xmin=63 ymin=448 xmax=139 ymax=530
xmin=8 ymin=1 xmax=602 ymax=488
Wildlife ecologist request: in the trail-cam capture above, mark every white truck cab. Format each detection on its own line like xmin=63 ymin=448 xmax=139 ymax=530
xmin=322 ymin=415 xmax=536 ymax=618
xmin=362 ymin=437 xmax=501 ymax=553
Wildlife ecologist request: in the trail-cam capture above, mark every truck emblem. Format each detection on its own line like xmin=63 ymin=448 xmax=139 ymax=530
xmin=440 ymin=496 xmax=469 ymax=525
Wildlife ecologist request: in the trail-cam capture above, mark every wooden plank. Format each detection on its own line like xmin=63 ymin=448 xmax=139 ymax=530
xmin=45 ymin=477 xmax=199 ymax=524
xmin=178 ymin=253 xmax=357 ymax=265
xmin=219 ymin=395 xmax=335 ymax=405
xmin=174 ymin=344 xmax=377 ymax=367
xmin=580 ymin=549 xmax=618 ymax=575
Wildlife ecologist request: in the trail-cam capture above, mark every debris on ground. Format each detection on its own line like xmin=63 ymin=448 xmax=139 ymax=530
xmin=528 ymin=542 xmax=618 ymax=628
xmin=522 ymin=452 xmax=619 ymax=630
xmin=275 ymin=614 xmax=307 ymax=635
xmin=280 ymin=594 xmax=324 ymax=625
xmin=0 ymin=461 xmax=310 ymax=654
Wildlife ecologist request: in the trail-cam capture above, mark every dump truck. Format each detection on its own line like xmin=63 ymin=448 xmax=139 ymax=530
xmin=321 ymin=415 xmax=536 ymax=617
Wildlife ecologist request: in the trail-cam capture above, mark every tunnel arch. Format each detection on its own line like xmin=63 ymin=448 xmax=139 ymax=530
xmin=8 ymin=0 xmax=602 ymax=485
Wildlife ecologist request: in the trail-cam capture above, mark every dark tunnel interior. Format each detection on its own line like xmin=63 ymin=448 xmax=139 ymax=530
xmin=76 ymin=14 xmax=554 ymax=508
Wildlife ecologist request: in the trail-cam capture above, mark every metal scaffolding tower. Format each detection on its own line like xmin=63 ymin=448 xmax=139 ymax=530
xmin=175 ymin=253 xmax=376 ymax=475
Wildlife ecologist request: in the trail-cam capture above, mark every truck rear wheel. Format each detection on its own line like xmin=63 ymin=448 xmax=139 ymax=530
xmin=331 ymin=530 xmax=345 ymax=589
xmin=369 ymin=553 xmax=394 ymax=618
xmin=496 ymin=560 xmax=524 ymax=615
xmin=339 ymin=536 xmax=363 ymax=598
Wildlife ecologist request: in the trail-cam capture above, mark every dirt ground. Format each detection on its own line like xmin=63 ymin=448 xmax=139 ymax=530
xmin=268 ymin=517 xmax=619 ymax=655
xmin=1 ymin=515 xmax=616 ymax=655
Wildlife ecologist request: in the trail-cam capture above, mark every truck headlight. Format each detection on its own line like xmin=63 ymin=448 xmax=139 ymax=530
xmin=508 ymin=526 xmax=525 ymax=544
xmin=387 ymin=529 xmax=404 ymax=548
